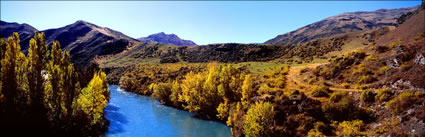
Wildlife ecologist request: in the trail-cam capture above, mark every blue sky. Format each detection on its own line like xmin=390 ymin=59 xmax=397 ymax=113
xmin=1 ymin=1 xmax=421 ymax=45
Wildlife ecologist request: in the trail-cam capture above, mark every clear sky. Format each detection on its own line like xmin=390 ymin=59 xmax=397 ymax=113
xmin=1 ymin=1 xmax=421 ymax=45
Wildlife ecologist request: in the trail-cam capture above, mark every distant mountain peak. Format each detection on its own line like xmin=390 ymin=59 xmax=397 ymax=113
xmin=138 ymin=32 xmax=197 ymax=46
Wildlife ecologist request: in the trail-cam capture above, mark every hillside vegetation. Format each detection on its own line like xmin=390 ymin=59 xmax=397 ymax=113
xmin=102 ymin=4 xmax=425 ymax=137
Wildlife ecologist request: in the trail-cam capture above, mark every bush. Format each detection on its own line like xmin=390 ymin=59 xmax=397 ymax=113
xmin=354 ymin=84 xmax=366 ymax=90
xmin=365 ymin=55 xmax=378 ymax=61
xmin=323 ymin=92 xmax=356 ymax=121
xmin=151 ymin=82 xmax=172 ymax=104
xmin=311 ymin=85 xmax=331 ymax=97
xmin=379 ymin=66 xmax=389 ymax=76
xmin=336 ymin=120 xmax=365 ymax=136
xmin=399 ymin=63 xmax=411 ymax=72
xmin=358 ymin=75 xmax=376 ymax=84
xmin=375 ymin=45 xmax=389 ymax=53
xmin=313 ymin=121 xmax=329 ymax=134
xmin=375 ymin=88 xmax=392 ymax=103
xmin=413 ymin=35 xmax=424 ymax=41
xmin=329 ymin=91 xmax=348 ymax=103
xmin=361 ymin=89 xmax=375 ymax=102
xmin=386 ymin=90 xmax=418 ymax=114
xmin=307 ymin=129 xmax=326 ymax=137
xmin=340 ymin=83 xmax=350 ymax=89
xmin=243 ymin=101 xmax=275 ymax=137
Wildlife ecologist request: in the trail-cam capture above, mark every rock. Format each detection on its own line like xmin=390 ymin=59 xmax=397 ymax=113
xmin=414 ymin=53 xmax=425 ymax=65
xmin=387 ymin=56 xmax=401 ymax=68
xmin=390 ymin=79 xmax=424 ymax=91
xmin=394 ymin=45 xmax=406 ymax=53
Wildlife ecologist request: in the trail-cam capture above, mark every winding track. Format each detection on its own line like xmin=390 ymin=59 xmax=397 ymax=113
xmin=286 ymin=63 xmax=364 ymax=94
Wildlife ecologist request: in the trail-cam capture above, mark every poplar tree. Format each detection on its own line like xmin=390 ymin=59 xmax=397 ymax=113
xmin=1 ymin=33 xmax=21 ymax=106
xmin=27 ymin=32 xmax=49 ymax=112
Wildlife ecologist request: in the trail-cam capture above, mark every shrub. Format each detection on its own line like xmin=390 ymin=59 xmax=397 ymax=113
xmin=413 ymin=35 xmax=424 ymax=41
xmin=151 ymin=82 xmax=172 ymax=104
xmin=361 ymin=89 xmax=375 ymax=102
xmin=336 ymin=120 xmax=365 ymax=136
xmin=243 ymin=101 xmax=275 ymax=137
xmin=375 ymin=45 xmax=389 ymax=53
xmin=354 ymin=84 xmax=366 ymax=90
xmin=307 ymin=129 xmax=326 ymax=137
xmin=379 ymin=66 xmax=389 ymax=76
xmin=358 ymin=75 xmax=376 ymax=84
xmin=313 ymin=121 xmax=329 ymax=134
xmin=365 ymin=55 xmax=378 ymax=61
xmin=340 ymin=82 xmax=350 ymax=89
xmin=375 ymin=88 xmax=392 ymax=103
xmin=329 ymin=91 xmax=348 ymax=103
xmin=323 ymin=91 xmax=372 ymax=122
xmin=389 ymin=40 xmax=403 ymax=48
xmin=399 ymin=63 xmax=411 ymax=72
xmin=386 ymin=90 xmax=418 ymax=114
xmin=311 ymin=85 xmax=331 ymax=97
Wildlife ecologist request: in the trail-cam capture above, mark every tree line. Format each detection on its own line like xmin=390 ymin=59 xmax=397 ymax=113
xmin=0 ymin=32 xmax=110 ymax=136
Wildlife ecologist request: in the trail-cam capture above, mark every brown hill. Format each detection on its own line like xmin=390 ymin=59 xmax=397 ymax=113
xmin=265 ymin=6 xmax=418 ymax=45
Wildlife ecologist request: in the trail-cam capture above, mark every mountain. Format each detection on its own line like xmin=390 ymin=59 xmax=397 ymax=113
xmin=42 ymin=20 xmax=140 ymax=64
xmin=0 ymin=20 xmax=38 ymax=51
xmin=138 ymin=32 xmax=197 ymax=46
xmin=265 ymin=6 xmax=418 ymax=45
xmin=0 ymin=20 xmax=140 ymax=65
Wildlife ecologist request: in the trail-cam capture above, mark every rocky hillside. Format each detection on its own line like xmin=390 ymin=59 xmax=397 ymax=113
xmin=138 ymin=32 xmax=196 ymax=46
xmin=0 ymin=20 xmax=140 ymax=65
xmin=42 ymin=20 xmax=140 ymax=64
xmin=0 ymin=20 xmax=38 ymax=52
xmin=265 ymin=6 xmax=418 ymax=45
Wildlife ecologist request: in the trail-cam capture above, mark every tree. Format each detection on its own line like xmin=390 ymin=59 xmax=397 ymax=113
xmin=151 ymin=82 xmax=172 ymax=104
xmin=1 ymin=32 xmax=21 ymax=106
xmin=75 ymin=71 xmax=110 ymax=126
xmin=217 ymin=98 xmax=229 ymax=120
xmin=243 ymin=101 xmax=275 ymax=137
xmin=241 ymin=74 xmax=255 ymax=107
xmin=0 ymin=38 xmax=5 ymax=100
xmin=27 ymin=32 xmax=49 ymax=108
xmin=179 ymin=71 xmax=206 ymax=112
xmin=169 ymin=81 xmax=182 ymax=107
xmin=0 ymin=32 xmax=110 ymax=136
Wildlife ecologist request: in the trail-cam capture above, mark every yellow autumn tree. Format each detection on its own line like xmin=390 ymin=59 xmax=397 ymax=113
xmin=241 ymin=74 xmax=255 ymax=107
xmin=243 ymin=101 xmax=275 ymax=137
xmin=75 ymin=70 xmax=110 ymax=126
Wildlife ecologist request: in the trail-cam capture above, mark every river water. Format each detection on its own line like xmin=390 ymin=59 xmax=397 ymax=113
xmin=105 ymin=85 xmax=232 ymax=137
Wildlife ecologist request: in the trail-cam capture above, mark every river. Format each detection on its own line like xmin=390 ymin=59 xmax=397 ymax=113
xmin=105 ymin=85 xmax=232 ymax=137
